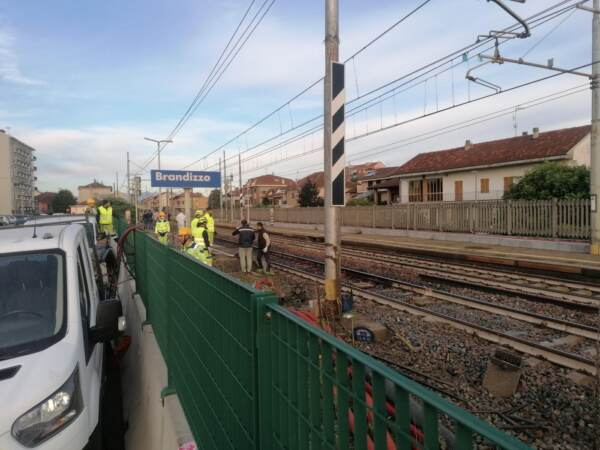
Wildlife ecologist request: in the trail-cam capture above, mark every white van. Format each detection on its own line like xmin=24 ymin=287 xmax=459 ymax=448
xmin=0 ymin=222 xmax=124 ymax=449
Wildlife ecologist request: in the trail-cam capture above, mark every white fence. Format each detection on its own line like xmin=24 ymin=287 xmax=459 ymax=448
xmin=216 ymin=198 xmax=591 ymax=240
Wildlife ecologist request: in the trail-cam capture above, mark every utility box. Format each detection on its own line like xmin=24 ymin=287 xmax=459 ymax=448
xmin=482 ymin=349 xmax=523 ymax=397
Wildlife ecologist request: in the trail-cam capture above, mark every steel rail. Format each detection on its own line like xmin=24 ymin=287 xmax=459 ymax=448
xmin=212 ymin=241 xmax=598 ymax=374
xmin=272 ymin=260 xmax=597 ymax=376
xmin=260 ymin=234 xmax=600 ymax=307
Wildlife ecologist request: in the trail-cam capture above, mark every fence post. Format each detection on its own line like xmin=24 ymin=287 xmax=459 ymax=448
xmin=161 ymin=248 xmax=176 ymax=398
xmin=254 ymin=295 xmax=276 ymax=450
xmin=552 ymin=198 xmax=558 ymax=238
xmin=469 ymin=202 xmax=474 ymax=233
xmin=372 ymin=205 xmax=376 ymax=228
xmin=507 ymin=201 xmax=513 ymax=236
xmin=391 ymin=205 xmax=395 ymax=229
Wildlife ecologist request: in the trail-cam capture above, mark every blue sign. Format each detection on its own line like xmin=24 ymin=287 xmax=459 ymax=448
xmin=150 ymin=170 xmax=221 ymax=188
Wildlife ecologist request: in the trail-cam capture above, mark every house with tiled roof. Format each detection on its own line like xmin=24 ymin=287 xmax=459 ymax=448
xmin=360 ymin=125 xmax=590 ymax=204
xmin=244 ymin=174 xmax=297 ymax=206
xmin=297 ymin=162 xmax=385 ymax=203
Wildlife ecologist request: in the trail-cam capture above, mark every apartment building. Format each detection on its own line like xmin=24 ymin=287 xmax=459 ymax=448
xmin=0 ymin=130 xmax=37 ymax=214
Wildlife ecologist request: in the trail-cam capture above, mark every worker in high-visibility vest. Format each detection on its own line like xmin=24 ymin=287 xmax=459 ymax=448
xmin=85 ymin=197 xmax=97 ymax=217
xmin=204 ymin=207 xmax=215 ymax=245
xmin=182 ymin=220 xmax=213 ymax=266
xmin=154 ymin=211 xmax=171 ymax=245
xmin=97 ymin=200 xmax=113 ymax=236
xmin=190 ymin=209 xmax=204 ymax=233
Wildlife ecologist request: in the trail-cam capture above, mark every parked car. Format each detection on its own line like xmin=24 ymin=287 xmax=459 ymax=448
xmin=0 ymin=221 xmax=124 ymax=449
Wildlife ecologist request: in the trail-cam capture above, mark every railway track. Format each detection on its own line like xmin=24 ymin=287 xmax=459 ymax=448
xmin=255 ymin=233 xmax=600 ymax=309
xmin=213 ymin=239 xmax=598 ymax=376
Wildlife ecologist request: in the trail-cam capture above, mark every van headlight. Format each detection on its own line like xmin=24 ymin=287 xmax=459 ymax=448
xmin=12 ymin=366 xmax=83 ymax=447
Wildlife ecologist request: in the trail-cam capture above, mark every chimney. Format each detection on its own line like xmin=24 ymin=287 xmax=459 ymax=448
xmin=532 ymin=127 xmax=540 ymax=139
xmin=465 ymin=139 xmax=472 ymax=150
xmin=522 ymin=131 xmax=528 ymax=137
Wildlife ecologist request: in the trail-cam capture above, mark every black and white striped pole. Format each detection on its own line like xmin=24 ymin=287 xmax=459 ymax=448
xmin=323 ymin=0 xmax=343 ymax=316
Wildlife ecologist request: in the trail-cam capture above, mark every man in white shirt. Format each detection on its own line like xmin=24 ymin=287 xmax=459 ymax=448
xmin=176 ymin=210 xmax=186 ymax=229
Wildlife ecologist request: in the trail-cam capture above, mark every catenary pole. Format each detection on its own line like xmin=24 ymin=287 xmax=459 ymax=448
xmin=591 ymin=0 xmax=600 ymax=255
xmin=238 ymin=152 xmax=243 ymax=221
xmin=219 ymin=157 xmax=223 ymax=219
xmin=127 ymin=152 xmax=131 ymax=202
xmin=323 ymin=0 xmax=342 ymax=315
xmin=223 ymin=151 xmax=228 ymax=222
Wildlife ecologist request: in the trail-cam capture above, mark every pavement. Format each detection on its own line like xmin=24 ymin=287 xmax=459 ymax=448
xmin=216 ymin=221 xmax=600 ymax=276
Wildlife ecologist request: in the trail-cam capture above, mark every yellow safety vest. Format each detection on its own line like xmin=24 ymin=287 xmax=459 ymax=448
xmin=193 ymin=227 xmax=208 ymax=247
xmin=155 ymin=220 xmax=170 ymax=234
xmin=204 ymin=214 xmax=215 ymax=233
xmin=191 ymin=218 xmax=204 ymax=239
xmin=98 ymin=206 xmax=112 ymax=225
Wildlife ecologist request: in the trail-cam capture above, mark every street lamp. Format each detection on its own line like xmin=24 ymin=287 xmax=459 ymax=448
xmin=144 ymin=137 xmax=173 ymax=209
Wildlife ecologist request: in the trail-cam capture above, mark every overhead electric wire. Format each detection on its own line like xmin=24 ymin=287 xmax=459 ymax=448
xmin=181 ymin=0 xmax=435 ymax=169
xmin=199 ymin=1 xmax=585 ymax=174
xmin=134 ymin=0 xmax=275 ymax=174
xmin=261 ymin=83 xmax=590 ymax=178
xmin=168 ymin=0 xmax=257 ymax=139
xmin=189 ymin=0 xmax=582 ymax=172
xmin=229 ymin=58 xmax=594 ymax=178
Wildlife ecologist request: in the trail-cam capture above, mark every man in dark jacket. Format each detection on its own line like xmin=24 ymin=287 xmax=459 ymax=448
xmin=232 ymin=219 xmax=255 ymax=273
xmin=255 ymin=222 xmax=271 ymax=273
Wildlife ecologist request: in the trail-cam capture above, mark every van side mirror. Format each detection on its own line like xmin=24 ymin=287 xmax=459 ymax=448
xmin=90 ymin=299 xmax=124 ymax=344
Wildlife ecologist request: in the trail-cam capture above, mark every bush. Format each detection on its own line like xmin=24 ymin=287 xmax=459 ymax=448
xmin=503 ymin=162 xmax=590 ymax=200
xmin=346 ymin=198 xmax=373 ymax=206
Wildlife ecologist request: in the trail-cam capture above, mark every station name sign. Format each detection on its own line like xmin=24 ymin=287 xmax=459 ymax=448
xmin=150 ymin=170 xmax=221 ymax=188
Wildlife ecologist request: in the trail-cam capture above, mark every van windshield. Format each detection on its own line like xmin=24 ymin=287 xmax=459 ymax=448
xmin=0 ymin=252 xmax=65 ymax=360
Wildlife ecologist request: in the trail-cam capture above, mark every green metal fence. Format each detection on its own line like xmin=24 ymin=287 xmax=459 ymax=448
xmin=123 ymin=227 xmax=531 ymax=450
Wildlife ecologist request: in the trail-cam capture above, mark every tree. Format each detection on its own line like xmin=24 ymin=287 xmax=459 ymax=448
xmin=298 ymin=181 xmax=322 ymax=207
xmin=503 ymin=162 xmax=590 ymax=200
xmin=51 ymin=189 xmax=76 ymax=213
xmin=208 ymin=189 xmax=221 ymax=209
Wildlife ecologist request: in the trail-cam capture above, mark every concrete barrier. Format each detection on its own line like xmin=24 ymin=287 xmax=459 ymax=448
xmin=118 ymin=267 xmax=195 ymax=450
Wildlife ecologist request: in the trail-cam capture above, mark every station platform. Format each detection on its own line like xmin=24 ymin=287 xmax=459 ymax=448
xmin=216 ymin=221 xmax=600 ymax=277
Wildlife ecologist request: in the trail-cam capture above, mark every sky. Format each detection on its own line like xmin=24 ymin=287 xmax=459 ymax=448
xmin=0 ymin=0 xmax=593 ymax=197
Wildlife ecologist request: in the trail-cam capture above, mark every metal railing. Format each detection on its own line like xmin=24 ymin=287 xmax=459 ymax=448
xmin=117 ymin=223 xmax=531 ymax=450
xmin=216 ymin=198 xmax=591 ymax=240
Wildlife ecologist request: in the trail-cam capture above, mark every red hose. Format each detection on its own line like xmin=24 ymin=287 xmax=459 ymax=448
xmin=289 ymin=309 xmax=424 ymax=450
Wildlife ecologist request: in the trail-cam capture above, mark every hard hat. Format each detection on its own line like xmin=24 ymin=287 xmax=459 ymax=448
xmin=194 ymin=209 xmax=204 ymax=217
xmin=178 ymin=227 xmax=191 ymax=236
xmin=86 ymin=198 xmax=96 ymax=206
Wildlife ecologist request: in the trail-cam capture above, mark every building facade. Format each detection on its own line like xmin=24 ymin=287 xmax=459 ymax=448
xmin=244 ymin=175 xmax=297 ymax=207
xmin=78 ymin=180 xmax=113 ymax=203
xmin=360 ymin=126 xmax=591 ymax=204
xmin=0 ymin=130 xmax=37 ymax=215
xmin=297 ymin=162 xmax=385 ymax=204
